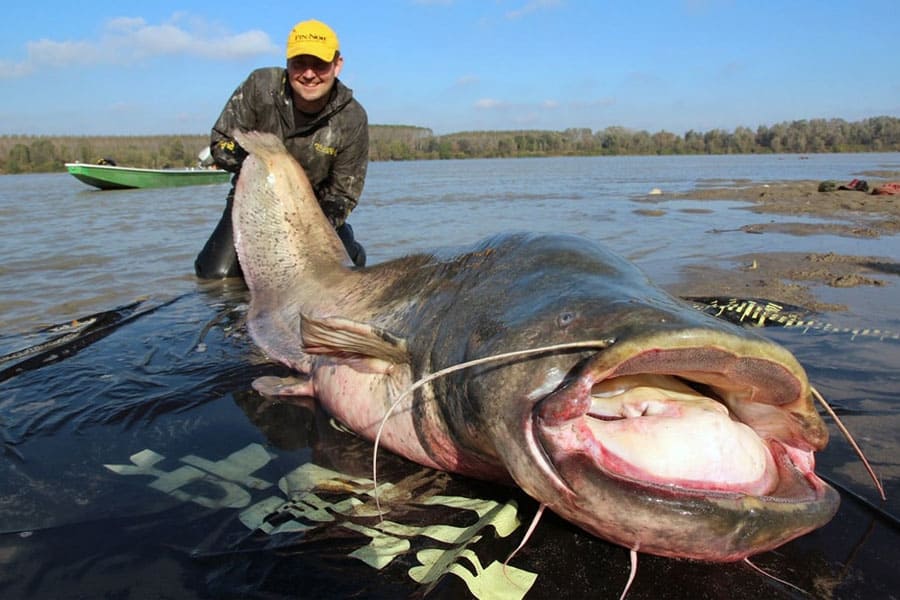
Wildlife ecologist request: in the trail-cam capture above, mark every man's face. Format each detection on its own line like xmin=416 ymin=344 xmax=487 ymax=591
xmin=287 ymin=54 xmax=344 ymax=111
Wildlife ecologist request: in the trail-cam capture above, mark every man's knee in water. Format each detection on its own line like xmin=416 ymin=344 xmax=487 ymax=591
xmin=195 ymin=256 xmax=243 ymax=279
xmin=195 ymin=198 xmax=243 ymax=279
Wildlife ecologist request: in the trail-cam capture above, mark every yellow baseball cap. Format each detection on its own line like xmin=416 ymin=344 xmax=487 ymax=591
xmin=286 ymin=20 xmax=340 ymax=61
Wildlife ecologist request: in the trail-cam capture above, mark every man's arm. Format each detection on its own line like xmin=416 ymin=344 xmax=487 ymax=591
xmin=317 ymin=114 xmax=369 ymax=227
xmin=209 ymin=74 xmax=262 ymax=173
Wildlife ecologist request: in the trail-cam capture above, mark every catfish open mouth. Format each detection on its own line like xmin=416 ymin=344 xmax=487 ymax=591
xmin=535 ymin=335 xmax=834 ymax=504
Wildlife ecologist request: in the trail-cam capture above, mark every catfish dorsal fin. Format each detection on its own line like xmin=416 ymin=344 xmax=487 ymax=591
xmin=300 ymin=314 xmax=409 ymax=364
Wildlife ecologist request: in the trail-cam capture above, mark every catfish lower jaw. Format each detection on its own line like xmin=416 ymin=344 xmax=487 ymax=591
xmin=537 ymin=441 xmax=840 ymax=561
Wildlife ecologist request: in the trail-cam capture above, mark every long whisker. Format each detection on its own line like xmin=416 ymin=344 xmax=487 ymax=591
xmin=619 ymin=548 xmax=639 ymax=600
xmin=501 ymin=502 xmax=546 ymax=590
xmin=811 ymin=385 xmax=886 ymax=500
xmin=743 ymin=557 xmax=808 ymax=595
xmin=505 ymin=503 xmax=546 ymax=567
xmin=371 ymin=339 xmax=614 ymax=515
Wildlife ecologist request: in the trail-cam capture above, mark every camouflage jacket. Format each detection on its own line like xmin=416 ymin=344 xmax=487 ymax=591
xmin=210 ymin=67 xmax=368 ymax=226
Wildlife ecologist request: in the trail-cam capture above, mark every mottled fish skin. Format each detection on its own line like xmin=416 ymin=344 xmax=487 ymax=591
xmin=232 ymin=130 xmax=839 ymax=562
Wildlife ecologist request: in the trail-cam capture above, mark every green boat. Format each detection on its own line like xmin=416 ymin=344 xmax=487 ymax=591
xmin=65 ymin=162 xmax=232 ymax=190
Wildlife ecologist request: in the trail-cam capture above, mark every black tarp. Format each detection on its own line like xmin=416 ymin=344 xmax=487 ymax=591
xmin=1 ymin=290 xmax=897 ymax=599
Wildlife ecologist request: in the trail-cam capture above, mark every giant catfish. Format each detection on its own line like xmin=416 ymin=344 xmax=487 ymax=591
xmin=231 ymin=131 xmax=839 ymax=562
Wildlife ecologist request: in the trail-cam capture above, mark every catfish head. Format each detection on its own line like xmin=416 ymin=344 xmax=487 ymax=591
xmin=425 ymin=234 xmax=839 ymax=561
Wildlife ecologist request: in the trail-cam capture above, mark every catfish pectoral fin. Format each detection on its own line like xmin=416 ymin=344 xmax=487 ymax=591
xmin=300 ymin=314 xmax=410 ymax=363
xmin=252 ymin=375 xmax=315 ymax=397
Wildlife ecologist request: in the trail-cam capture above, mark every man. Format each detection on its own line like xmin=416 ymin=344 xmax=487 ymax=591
xmin=195 ymin=19 xmax=368 ymax=279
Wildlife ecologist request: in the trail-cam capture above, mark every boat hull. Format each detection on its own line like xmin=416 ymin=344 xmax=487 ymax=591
xmin=65 ymin=163 xmax=231 ymax=190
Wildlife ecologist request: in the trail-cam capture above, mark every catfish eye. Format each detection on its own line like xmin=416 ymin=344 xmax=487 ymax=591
xmin=557 ymin=311 xmax=576 ymax=328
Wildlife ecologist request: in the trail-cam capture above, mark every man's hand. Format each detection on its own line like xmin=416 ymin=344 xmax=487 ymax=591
xmin=212 ymin=139 xmax=248 ymax=173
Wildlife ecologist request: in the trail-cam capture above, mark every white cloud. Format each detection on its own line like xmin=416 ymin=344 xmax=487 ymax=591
xmin=0 ymin=14 xmax=278 ymax=79
xmin=474 ymin=98 xmax=506 ymax=109
xmin=505 ymin=0 xmax=563 ymax=20
xmin=454 ymin=75 xmax=480 ymax=87
xmin=0 ymin=59 xmax=31 ymax=78
xmin=26 ymin=39 xmax=103 ymax=68
xmin=106 ymin=16 xmax=148 ymax=32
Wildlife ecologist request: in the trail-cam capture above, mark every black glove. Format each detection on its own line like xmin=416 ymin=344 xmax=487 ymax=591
xmin=318 ymin=194 xmax=353 ymax=227
xmin=212 ymin=139 xmax=248 ymax=173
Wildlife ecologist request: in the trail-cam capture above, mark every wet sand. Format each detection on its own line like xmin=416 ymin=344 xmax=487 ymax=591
xmin=644 ymin=174 xmax=900 ymax=311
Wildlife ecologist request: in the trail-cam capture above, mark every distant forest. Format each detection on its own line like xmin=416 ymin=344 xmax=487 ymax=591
xmin=1 ymin=115 xmax=898 ymax=174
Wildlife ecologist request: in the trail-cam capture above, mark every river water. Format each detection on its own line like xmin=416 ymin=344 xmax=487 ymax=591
xmin=0 ymin=153 xmax=899 ymax=598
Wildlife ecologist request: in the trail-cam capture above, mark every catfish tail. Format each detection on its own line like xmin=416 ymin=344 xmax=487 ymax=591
xmin=231 ymin=130 xmax=353 ymax=369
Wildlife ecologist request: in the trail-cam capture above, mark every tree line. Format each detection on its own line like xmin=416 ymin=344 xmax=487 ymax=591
xmin=2 ymin=116 xmax=898 ymax=174
xmin=369 ymin=116 xmax=900 ymax=160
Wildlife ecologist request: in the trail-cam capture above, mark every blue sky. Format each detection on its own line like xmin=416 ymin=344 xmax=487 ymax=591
xmin=2 ymin=1 xmax=897 ymax=136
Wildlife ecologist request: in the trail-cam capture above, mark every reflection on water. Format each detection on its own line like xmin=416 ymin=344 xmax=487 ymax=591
xmin=1 ymin=153 xmax=899 ymax=598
